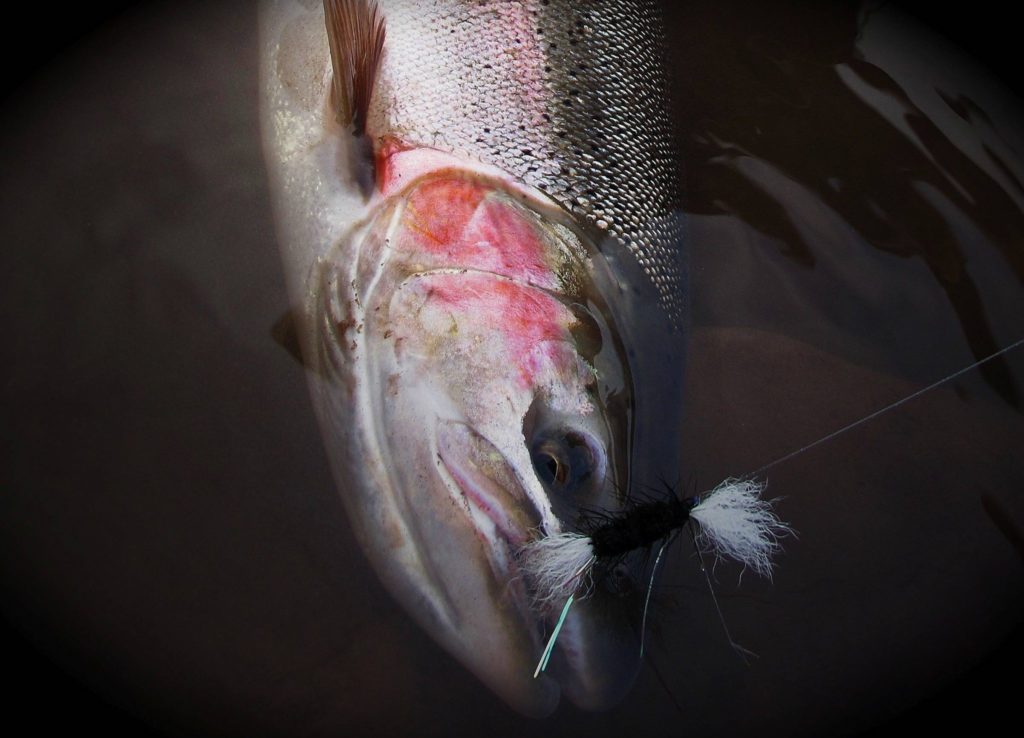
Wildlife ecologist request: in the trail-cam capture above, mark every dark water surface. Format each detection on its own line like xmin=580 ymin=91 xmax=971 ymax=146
xmin=2 ymin=1 xmax=1022 ymax=736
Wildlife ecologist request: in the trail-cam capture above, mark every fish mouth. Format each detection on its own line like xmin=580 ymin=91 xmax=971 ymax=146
xmin=435 ymin=420 xmax=540 ymax=599
xmin=434 ymin=420 xmax=562 ymax=702
xmin=434 ymin=420 xmax=639 ymax=710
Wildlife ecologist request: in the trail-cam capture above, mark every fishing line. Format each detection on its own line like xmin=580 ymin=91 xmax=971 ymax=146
xmin=690 ymin=525 xmax=757 ymax=663
xmin=659 ymin=336 xmax=1024 ymax=660
xmin=527 ymin=336 xmax=1024 ymax=679
xmin=749 ymin=336 xmax=1024 ymax=477
xmin=669 ymin=336 xmax=1024 ymax=665
xmin=640 ymin=532 xmax=676 ymax=659
xmin=527 ymin=478 xmax=787 ymax=677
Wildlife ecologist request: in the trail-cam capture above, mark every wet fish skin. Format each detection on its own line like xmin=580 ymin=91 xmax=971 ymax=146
xmin=362 ymin=0 xmax=685 ymax=319
xmin=262 ymin=0 xmax=684 ymax=312
xmin=260 ymin=0 xmax=687 ymax=715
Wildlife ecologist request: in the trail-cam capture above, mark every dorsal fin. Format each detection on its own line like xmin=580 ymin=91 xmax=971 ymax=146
xmin=323 ymin=0 xmax=386 ymax=136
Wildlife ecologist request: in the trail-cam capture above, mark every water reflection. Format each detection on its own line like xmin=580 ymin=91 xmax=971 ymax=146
xmin=1 ymin=1 xmax=1021 ymax=737
xmin=669 ymin=0 xmax=1024 ymax=407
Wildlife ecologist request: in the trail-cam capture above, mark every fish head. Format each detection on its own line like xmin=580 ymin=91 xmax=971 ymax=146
xmin=308 ymin=150 xmax=677 ymax=715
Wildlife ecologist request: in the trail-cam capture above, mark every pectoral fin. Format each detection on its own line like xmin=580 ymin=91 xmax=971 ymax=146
xmin=271 ymin=308 xmax=307 ymax=368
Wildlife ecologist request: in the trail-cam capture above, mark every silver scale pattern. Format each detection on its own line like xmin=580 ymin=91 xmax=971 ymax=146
xmin=370 ymin=0 xmax=684 ymax=321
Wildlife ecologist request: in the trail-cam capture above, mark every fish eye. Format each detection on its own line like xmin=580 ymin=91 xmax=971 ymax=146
xmin=530 ymin=430 xmax=603 ymax=495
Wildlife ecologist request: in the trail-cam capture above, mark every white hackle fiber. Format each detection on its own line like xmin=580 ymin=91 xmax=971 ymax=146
xmin=690 ymin=478 xmax=791 ymax=578
xmin=517 ymin=532 xmax=596 ymax=608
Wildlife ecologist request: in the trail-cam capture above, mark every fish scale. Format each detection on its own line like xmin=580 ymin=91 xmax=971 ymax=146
xmin=370 ymin=0 xmax=685 ymax=321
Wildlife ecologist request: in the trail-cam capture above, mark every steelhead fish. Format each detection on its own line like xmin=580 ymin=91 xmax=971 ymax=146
xmin=259 ymin=0 xmax=687 ymax=715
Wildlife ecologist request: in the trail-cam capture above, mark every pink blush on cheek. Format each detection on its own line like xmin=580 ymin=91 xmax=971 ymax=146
xmin=416 ymin=273 xmax=575 ymax=389
xmin=403 ymin=178 xmax=488 ymax=250
xmin=458 ymin=196 xmax=558 ymax=290
xmin=395 ymin=174 xmax=559 ymax=290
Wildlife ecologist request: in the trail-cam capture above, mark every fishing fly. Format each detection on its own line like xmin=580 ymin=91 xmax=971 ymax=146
xmin=519 ymin=477 xmax=791 ymax=677
xmin=519 ymin=478 xmax=787 ymax=610
xmin=522 ymin=335 xmax=1024 ymax=678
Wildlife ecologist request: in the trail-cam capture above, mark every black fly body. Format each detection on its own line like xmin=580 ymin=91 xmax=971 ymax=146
xmin=584 ymin=488 xmax=694 ymax=561
xmin=521 ymin=476 xmax=788 ymax=678
xmin=519 ymin=476 xmax=788 ymax=616
xmin=523 ymin=336 xmax=1024 ymax=679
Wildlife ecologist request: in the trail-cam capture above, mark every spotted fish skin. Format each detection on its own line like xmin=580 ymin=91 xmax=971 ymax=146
xmin=367 ymin=0 xmax=685 ymax=321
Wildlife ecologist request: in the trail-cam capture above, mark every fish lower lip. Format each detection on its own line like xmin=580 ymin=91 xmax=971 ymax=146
xmin=434 ymin=422 xmax=636 ymax=702
xmin=540 ymin=593 xmax=643 ymax=710
xmin=435 ymin=421 xmax=538 ymax=548
xmin=445 ymin=464 xmax=527 ymax=547
xmin=435 ymin=426 xmax=627 ymax=704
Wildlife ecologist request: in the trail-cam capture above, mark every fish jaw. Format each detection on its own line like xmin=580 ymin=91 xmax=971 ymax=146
xmin=259 ymin=0 xmax=680 ymax=714
xmin=310 ymin=236 xmax=561 ymax=714
xmin=305 ymin=158 xmax=643 ymax=713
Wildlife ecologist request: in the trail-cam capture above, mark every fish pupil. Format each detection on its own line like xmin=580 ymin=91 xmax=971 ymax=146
xmin=531 ymin=432 xmax=595 ymax=492
xmin=545 ymin=454 xmax=565 ymax=484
